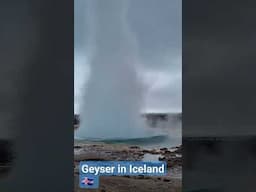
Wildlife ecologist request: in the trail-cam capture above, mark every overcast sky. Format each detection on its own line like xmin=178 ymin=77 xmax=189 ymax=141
xmin=75 ymin=0 xmax=181 ymax=113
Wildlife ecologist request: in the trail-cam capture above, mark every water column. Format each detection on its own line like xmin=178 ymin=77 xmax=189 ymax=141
xmin=75 ymin=0 xmax=151 ymax=139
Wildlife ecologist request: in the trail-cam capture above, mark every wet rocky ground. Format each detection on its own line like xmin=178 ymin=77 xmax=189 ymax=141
xmin=74 ymin=142 xmax=182 ymax=192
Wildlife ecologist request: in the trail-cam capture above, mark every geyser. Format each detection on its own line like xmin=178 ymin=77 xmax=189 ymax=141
xmin=75 ymin=0 xmax=153 ymax=139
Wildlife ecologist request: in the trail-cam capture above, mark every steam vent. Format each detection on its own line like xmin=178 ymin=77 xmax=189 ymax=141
xmin=74 ymin=113 xmax=181 ymax=131
xmin=74 ymin=114 xmax=80 ymax=130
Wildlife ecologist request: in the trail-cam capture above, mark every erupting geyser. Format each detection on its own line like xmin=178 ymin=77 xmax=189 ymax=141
xmin=75 ymin=0 xmax=153 ymax=139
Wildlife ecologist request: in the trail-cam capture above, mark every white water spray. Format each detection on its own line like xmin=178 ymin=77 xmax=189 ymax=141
xmin=75 ymin=0 xmax=155 ymax=139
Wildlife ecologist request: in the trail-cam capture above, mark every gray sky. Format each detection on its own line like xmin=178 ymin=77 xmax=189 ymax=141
xmin=75 ymin=0 xmax=181 ymax=113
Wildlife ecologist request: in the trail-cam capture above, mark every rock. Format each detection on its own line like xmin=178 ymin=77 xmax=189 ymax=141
xmin=158 ymin=156 xmax=166 ymax=161
xmin=121 ymin=149 xmax=131 ymax=154
xmin=129 ymin=146 xmax=140 ymax=149
xmin=167 ymin=158 xmax=182 ymax=167
xmin=175 ymin=154 xmax=182 ymax=158
xmin=134 ymin=151 xmax=144 ymax=156
xmin=163 ymin=178 xmax=171 ymax=182
xmin=75 ymin=153 xmax=108 ymax=161
xmin=137 ymin=175 xmax=144 ymax=179
xmin=172 ymin=146 xmax=182 ymax=154
xmin=160 ymin=147 xmax=168 ymax=151
xmin=148 ymin=149 xmax=160 ymax=154
xmin=138 ymin=152 xmax=144 ymax=156
xmin=164 ymin=150 xmax=171 ymax=154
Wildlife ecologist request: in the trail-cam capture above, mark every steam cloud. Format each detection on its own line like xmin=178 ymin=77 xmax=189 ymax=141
xmin=75 ymin=0 xmax=152 ymax=139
